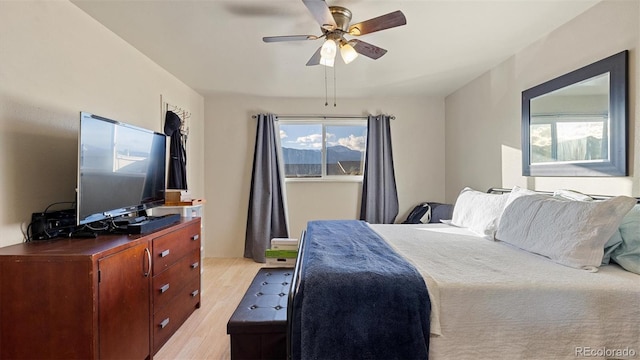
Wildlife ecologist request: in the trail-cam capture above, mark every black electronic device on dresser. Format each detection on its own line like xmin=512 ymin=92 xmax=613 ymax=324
xmin=30 ymin=208 xmax=77 ymax=240
xmin=126 ymin=213 xmax=182 ymax=234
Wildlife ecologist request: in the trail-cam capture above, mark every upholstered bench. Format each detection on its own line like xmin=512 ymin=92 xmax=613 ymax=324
xmin=227 ymin=268 xmax=291 ymax=360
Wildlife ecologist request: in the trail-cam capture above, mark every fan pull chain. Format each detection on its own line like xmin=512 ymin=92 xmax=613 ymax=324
xmin=333 ymin=65 xmax=337 ymax=107
xmin=324 ymin=65 xmax=328 ymax=106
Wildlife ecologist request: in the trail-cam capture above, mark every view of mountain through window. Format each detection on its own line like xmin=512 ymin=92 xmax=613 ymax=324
xmin=530 ymin=116 xmax=607 ymax=163
xmin=278 ymin=122 xmax=367 ymax=178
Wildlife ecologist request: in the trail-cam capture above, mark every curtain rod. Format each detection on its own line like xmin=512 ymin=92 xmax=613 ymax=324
xmin=251 ymin=114 xmax=395 ymax=120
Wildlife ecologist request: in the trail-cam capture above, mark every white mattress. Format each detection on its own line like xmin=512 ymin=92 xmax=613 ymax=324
xmin=370 ymin=223 xmax=640 ymax=360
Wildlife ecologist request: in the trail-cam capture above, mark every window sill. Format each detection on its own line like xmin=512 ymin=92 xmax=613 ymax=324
xmin=284 ymin=177 xmax=363 ymax=184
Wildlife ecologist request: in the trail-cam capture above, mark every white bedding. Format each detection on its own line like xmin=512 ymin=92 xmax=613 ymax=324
xmin=370 ymin=223 xmax=640 ymax=360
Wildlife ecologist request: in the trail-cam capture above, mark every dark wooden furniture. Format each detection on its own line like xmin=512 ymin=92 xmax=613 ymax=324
xmin=227 ymin=268 xmax=291 ymax=360
xmin=151 ymin=218 xmax=202 ymax=352
xmin=0 ymin=217 xmax=201 ymax=360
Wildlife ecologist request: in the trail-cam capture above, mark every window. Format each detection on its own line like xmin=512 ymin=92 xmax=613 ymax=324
xmin=277 ymin=120 xmax=367 ymax=180
xmin=530 ymin=115 xmax=608 ymax=164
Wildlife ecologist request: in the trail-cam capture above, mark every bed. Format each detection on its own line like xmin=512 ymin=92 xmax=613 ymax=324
xmin=287 ymin=188 xmax=640 ymax=360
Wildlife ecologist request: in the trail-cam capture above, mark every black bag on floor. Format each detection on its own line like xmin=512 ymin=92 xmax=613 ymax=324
xmin=402 ymin=203 xmax=431 ymax=224
xmin=403 ymin=202 xmax=454 ymax=224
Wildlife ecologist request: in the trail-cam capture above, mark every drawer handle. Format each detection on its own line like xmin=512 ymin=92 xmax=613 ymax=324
xmin=160 ymin=283 xmax=170 ymax=293
xmin=160 ymin=249 xmax=170 ymax=258
xmin=143 ymin=248 xmax=151 ymax=277
xmin=191 ymin=234 xmax=199 ymax=241
xmin=159 ymin=318 xmax=170 ymax=329
xmin=191 ymin=289 xmax=199 ymax=297
xmin=191 ymin=262 xmax=199 ymax=269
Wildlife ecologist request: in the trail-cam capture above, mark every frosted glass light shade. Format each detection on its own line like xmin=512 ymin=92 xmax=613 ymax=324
xmin=320 ymin=39 xmax=337 ymax=67
xmin=320 ymin=57 xmax=335 ymax=67
xmin=340 ymin=43 xmax=358 ymax=64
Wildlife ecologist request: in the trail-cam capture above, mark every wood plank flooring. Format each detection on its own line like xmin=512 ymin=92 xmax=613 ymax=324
xmin=154 ymin=257 xmax=264 ymax=360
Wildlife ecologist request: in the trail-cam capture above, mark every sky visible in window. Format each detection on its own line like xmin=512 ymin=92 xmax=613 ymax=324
xmin=279 ymin=124 xmax=366 ymax=151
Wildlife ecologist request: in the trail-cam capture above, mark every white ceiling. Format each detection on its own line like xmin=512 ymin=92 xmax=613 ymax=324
xmin=71 ymin=0 xmax=601 ymax=98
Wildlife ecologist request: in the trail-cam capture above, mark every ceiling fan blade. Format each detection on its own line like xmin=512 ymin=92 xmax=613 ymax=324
xmin=348 ymin=10 xmax=406 ymax=36
xmin=263 ymin=35 xmax=319 ymax=43
xmin=306 ymin=46 xmax=322 ymax=66
xmin=302 ymin=0 xmax=337 ymax=31
xmin=351 ymin=39 xmax=387 ymax=60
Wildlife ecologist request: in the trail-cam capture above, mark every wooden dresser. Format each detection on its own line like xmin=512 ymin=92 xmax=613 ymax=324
xmin=150 ymin=218 xmax=201 ymax=352
xmin=0 ymin=217 xmax=201 ymax=360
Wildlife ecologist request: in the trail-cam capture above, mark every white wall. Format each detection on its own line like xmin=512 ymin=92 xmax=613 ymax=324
xmin=285 ymin=181 xmax=363 ymax=242
xmin=7 ymin=1 xmax=632 ymax=259
xmin=444 ymin=0 xmax=639 ymax=201
xmin=204 ymin=95 xmax=445 ymax=258
xmin=0 ymin=1 xmax=205 ymax=248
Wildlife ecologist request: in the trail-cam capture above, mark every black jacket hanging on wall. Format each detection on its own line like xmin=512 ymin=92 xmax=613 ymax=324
xmin=164 ymin=110 xmax=187 ymax=190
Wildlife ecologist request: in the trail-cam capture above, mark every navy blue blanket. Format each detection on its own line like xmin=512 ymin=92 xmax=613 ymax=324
xmin=291 ymin=220 xmax=430 ymax=360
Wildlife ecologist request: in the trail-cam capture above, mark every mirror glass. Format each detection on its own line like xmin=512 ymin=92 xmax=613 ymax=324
xmin=529 ymin=73 xmax=609 ymax=164
xmin=522 ymin=51 xmax=627 ymax=176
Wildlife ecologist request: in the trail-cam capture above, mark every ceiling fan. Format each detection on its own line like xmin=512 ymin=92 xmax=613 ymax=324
xmin=263 ymin=0 xmax=406 ymax=67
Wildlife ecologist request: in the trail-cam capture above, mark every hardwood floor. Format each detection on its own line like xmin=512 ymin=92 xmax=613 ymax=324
xmin=154 ymin=257 xmax=264 ymax=360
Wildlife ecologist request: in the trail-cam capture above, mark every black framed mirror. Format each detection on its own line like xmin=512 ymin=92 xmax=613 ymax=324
xmin=522 ymin=50 xmax=628 ymax=176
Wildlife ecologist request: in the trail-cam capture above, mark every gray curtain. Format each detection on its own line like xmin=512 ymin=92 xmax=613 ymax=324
xmin=360 ymin=115 xmax=399 ymax=224
xmin=244 ymin=114 xmax=289 ymax=262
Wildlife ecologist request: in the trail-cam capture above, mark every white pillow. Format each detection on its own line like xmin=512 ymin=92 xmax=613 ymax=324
xmin=553 ymin=189 xmax=593 ymax=202
xmin=502 ymin=187 xmax=622 ymax=265
xmin=450 ymin=187 xmax=508 ymax=239
xmin=533 ymin=189 xmax=624 ymax=265
xmin=504 ymin=185 xmax=539 ymax=209
xmin=496 ymin=194 xmax=636 ymax=270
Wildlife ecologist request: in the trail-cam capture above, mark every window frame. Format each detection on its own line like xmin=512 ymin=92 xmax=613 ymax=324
xmin=529 ymin=114 xmax=609 ymax=164
xmin=275 ymin=119 xmax=367 ymax=183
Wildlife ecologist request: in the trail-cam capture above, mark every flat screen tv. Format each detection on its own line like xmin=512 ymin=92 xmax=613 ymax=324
xmin=77 ymin=112 xmax=167 ymax=225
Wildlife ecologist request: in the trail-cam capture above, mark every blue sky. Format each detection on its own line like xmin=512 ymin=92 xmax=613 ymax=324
xmin=279 ymin=124 xmax=367 ymax=151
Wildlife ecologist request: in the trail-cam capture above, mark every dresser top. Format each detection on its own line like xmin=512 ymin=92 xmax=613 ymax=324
xmin=0 ymin=217 xmax=200 ymax=258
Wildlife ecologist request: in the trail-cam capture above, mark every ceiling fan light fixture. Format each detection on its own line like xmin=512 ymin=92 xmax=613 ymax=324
xmin=340 ymin=42 xmax=358 ymax=64
xmin=319 ymin=57 xmax=335 ymax=67
xmin=320 ymin=39 xmax=337 ymax=67
xmin=264 ymin=3 xmax=406 ymax=69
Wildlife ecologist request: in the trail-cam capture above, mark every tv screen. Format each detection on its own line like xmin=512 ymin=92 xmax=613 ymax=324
xmin=77 ymin=112 xmax=167 ymax=225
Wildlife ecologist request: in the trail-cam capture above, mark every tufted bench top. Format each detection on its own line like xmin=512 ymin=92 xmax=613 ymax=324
xmin=227 ymin=268 xmax=291 ymax=334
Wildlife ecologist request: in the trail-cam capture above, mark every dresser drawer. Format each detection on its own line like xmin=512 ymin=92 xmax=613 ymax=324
xmin=152 ymin=222 xmax=200 ymax=275
xmin=153 ymin=277 xmax=201 ymax=352
xmin=152 ymin=249 xmax=200 ymax=311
